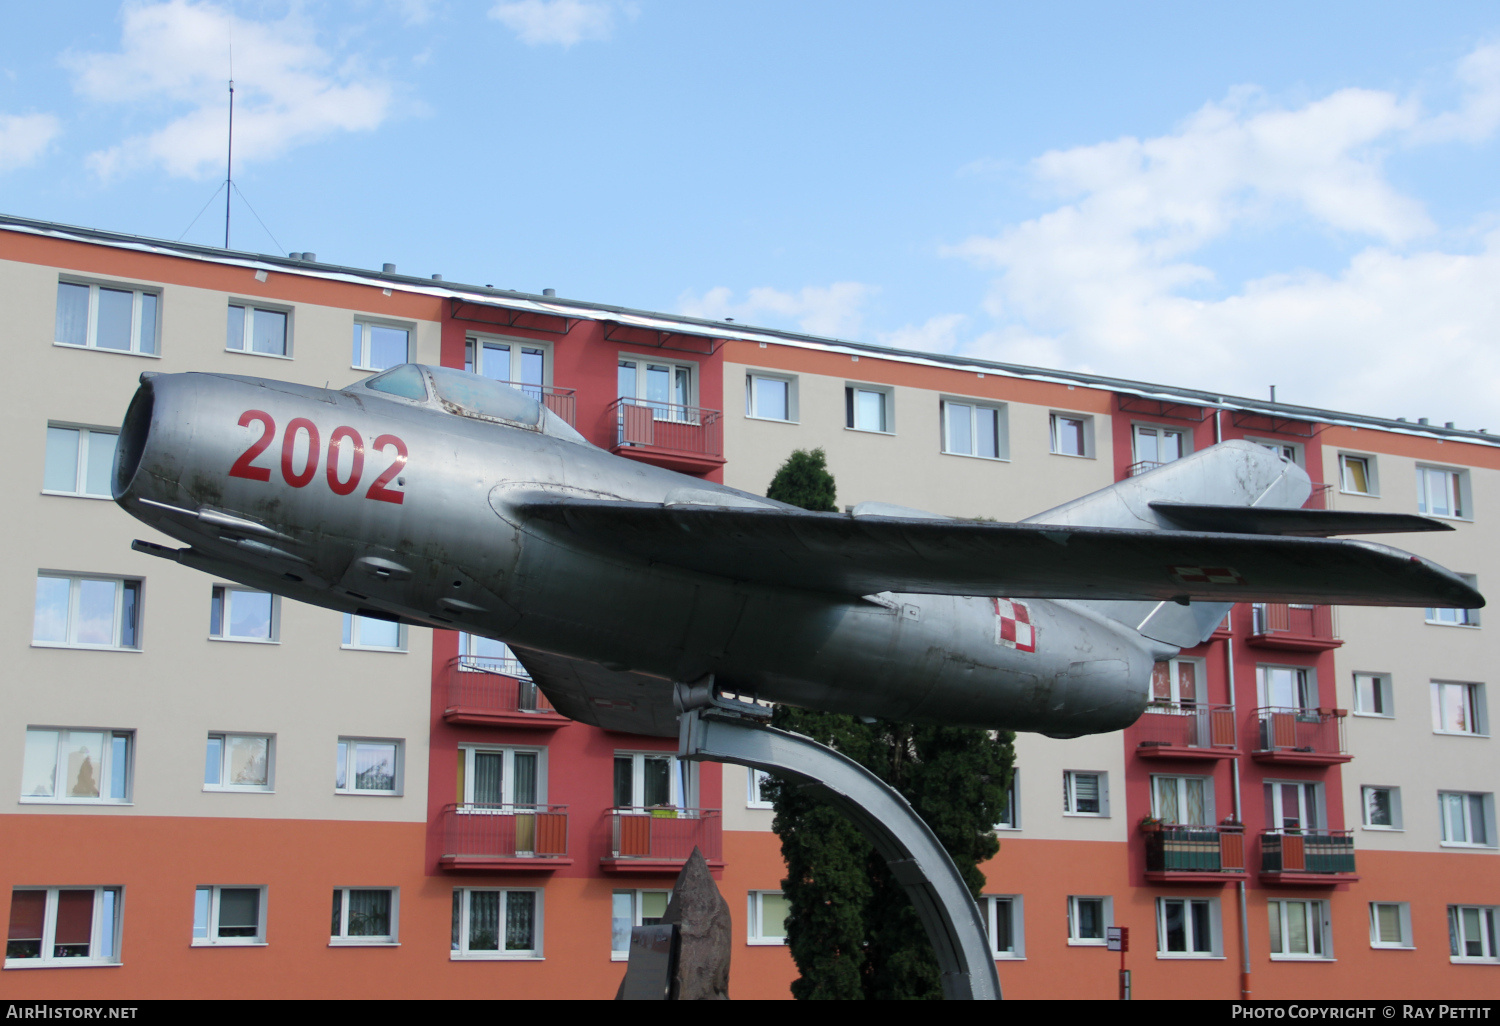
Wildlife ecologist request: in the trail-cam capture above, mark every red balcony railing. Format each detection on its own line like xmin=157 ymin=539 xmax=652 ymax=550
xmin=1251 ymin=707 xmax=1351 ymax=764
xmin=1260 ymin=830 xmax=1357 ymax=879
xmin=443 ymin=656 xmax=566 ymax=728
xmin=607 ymin=398 xmax=723 ymax=471
xmin=1135 ymin=702 xmax=1237 ymax=758
xmin=439 ymin=803 xmax=571 ymax=869
xmin=1144 ymin=824 xmax=1246 ymax=878
xmin=604 ymin=808 xmax=722 ymax=869
xmin=491 ymin=381 xmax=577 ymax=426
xmin=1249 ymin=604 xmax=1340 ymax=650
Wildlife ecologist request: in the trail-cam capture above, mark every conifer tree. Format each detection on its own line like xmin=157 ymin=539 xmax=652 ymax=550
xmin=763 ymin=449 xmax=1016 ymax=1000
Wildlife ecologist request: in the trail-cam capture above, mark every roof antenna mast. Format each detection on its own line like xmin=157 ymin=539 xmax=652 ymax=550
xmin=225 ymin=77 xmax=234 ymax=250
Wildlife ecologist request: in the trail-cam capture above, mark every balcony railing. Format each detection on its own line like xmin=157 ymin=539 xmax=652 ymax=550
xmin=607 ymin=398 xmax=723 ymax=470
xmin=604 ymin=808 xmax=722 ymax=869
xmin=1144 ymin=825 xmax=1246 ymax=877
xmin=1260 ymin=830 xmax=1357 ymax=878
xmin=439 ymin=803 xmax=571 ymax=869
xmin=1136 ymin=702 xmax=1237 ymax=758
xmin=1127 ymin=460 xmax=1165 ymax=477
xmin=1303 ymin=483 xmax=1333 ymax=510
xmin=443 ymin=656 xmax=565 ymax=728
xmin=1249 ymin=604 xmax=1341 ymax=650
xmin=1252 ymin=707 xmax=1351 ymax=764
xmin=492 ymin=381 xmax=577 ymax=426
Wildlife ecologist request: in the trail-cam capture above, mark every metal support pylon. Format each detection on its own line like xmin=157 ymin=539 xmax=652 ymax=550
xmin=675 ymin=683 xmax=1001 ymax=1000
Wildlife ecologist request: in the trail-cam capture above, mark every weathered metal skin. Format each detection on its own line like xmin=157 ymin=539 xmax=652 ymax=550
xmin=112 ymin=366 xmax=1475 ymax=739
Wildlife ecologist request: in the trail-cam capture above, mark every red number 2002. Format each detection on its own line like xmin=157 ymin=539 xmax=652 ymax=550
xmin=228 ymin=410 xmax=407 ymax=505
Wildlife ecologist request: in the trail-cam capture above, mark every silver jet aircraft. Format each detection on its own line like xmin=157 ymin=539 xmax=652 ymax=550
xmin=113 ymin=364 xmax=1481 ymax=738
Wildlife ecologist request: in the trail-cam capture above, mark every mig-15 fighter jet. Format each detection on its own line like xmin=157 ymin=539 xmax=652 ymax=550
xmin=113 ymin=363 xmax=1481 ymax=738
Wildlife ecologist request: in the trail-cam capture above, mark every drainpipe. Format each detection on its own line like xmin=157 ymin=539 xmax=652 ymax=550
xmin=1228 ymin=637 xmax=1251 ymax=1000
xmin=1215 ymin=404 xmax=1223 ymax=445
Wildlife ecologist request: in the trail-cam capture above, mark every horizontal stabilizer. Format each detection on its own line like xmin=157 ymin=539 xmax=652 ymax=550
xmin=1149 ymin=502 xmax=1453 ymax=537
xmin=515 ymin=499 xmax=1484 ymax=609
xmin=509 ymin=645 xmax=677 ymax=737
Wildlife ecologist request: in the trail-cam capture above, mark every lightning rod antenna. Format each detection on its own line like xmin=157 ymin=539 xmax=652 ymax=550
xmin=225 ymin=78 xmax=234 ymax=249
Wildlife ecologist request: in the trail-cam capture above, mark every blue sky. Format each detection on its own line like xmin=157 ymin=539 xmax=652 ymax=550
xmin=3 ymin=1 xmax=1499 ymax=428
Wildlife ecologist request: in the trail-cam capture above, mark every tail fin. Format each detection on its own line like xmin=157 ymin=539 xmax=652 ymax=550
xmin=1025 ymin=441 xmax=1307 ymax=648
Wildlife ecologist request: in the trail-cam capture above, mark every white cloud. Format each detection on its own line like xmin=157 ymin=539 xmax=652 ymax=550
xmin=877 ymin=313 xmax=968 ymax=355
xmin=0 ymin=112 xmax=61 ymax=172
xmin=66 ymin=0 xmax=392 ymax=179
xmin=943 ymin=44 xmax=1500 ymax=429
xmin=678 ymin=282 xmax=878 ymax=339
xmin=489 ymin=0 xmax=632 ymax=47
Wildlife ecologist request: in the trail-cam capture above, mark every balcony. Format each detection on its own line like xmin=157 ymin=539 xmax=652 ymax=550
xmin=601 ymin=808 xmax=723 ymax=873
xmin=1128 ymin=460 xmax=1165 ymax=478
xmin=1303 ymin=483 xmax=1333 ymax=510
xmin=439 ymin=803 xmax=572 ymax=871
xmin=1259 ymin=830 xmax=1359 ymax=885
xmin=493 ymin=381 xmax=577 ymax=427
xmin=1144 ymin=825 xmax=1246 ymax=883
xmin=1135 ymin=703 xmax=1238 ymax=760
xmin=1251 ymin=707 xmax=1352 ymax=765
xmin=443 ymin=656 xmax=567 ymax=729
xmin=607 ymin=398 xmax=725 ymax=475
xmin=1248 ymin=604 xmax=1342 ymax=651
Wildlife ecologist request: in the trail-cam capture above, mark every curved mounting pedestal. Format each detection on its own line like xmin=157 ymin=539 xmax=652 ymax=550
xmin=676 ymin=693 xmax=1001 ymax=1001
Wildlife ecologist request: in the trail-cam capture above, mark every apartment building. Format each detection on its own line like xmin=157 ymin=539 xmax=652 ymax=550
xmin=2 ymin=214 xmax=1495 ymax=1000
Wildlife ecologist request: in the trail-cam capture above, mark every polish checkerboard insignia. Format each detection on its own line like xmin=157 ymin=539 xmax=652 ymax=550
xmin=994 ymin=598 xmax=1036 ymax=652
xmin=1169 ymin=565 xmax=1246 ymax=586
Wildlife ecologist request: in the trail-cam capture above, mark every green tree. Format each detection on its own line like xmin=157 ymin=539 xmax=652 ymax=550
xmin=763 ymin=449 xmax=1016 ymax=1000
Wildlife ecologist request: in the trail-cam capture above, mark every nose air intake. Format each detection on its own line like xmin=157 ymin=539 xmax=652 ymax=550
xmin=114 ymin=376 xmax=155 ymax=501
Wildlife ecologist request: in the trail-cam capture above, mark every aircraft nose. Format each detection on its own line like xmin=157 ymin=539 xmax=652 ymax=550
xmin=113 ymin=373 xmax=157 ymax=504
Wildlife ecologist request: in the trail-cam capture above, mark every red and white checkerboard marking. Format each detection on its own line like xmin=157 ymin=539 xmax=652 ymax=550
xmin=994 ymin=598 xmax=1036 ymax=652
xmin=1169 ymin=565 xmax=1247 ymax=586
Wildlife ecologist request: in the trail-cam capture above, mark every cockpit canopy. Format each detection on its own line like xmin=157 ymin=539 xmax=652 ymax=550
xmin=356 ymin=364 xmax=588 ymax=445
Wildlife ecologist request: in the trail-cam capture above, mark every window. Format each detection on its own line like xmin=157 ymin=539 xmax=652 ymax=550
xmin=983 ymin=895 xmax=1024 ymax=958
xmin=1258 ymin=664 xmax=1315 ymax=712
xmin=746 ymin=373 xmax=798 ymax=422
xmin=1417 ymin=465 xmax=1469 ymax=520
xmin=1254 ymin=440 xmax=1302 ymax=465
xmin=458 ymin=746 xmax=544 ymax=809
xmin=457 ymin=632 xmax=527 ymax=677
xmin=615 ymin=751 xmax=693 ymax=810
xmin=1353 ymin=673 xmax=1393 ymax=718
xmin=342 ymin=613 xmax=406 ymax=652
xmin=43 ymin=425 xmax=118 ymax=498
xmin=1150 ymin=658 xmax=1202 ymax=707
xmin=1152 ymin=775 xmax=1214 ymax=825
xmin=193 ymin=886 xmax=265 ymax=945
xmin=465 ymin=335 xmax=548 ymax=398
xmin=204 ymin=734 xmax=273 ymax=792
xmin=6 ymin=888 xmax=122 ymax=967
xmin=1269 ymin=899 xmax=1331 ymax=959
xmin=619 ymin=358 xmax=695 ymax=418
xmin=845 ymin=384 xmax=892 ymax=433
xmin=33 ymin=574 xmax=141 ymax=650
xmin=1431 ymin=682 xmax=1487 ymax=736
xmin=747 ymin=891 xmax=790 ymax=946
xmin=943 ymin=399 xmax=1008 ymax=459
xmin=210 ymin=586 xmax=278 ymax=643
xmin=747 ymin=768 xmax=773 ymax=809
xmin=1157 ymin=897 xmax=1219 ymax=957
xmin=1133 ymin=424 xmax=1189 ymax=467
xmin=1063 ymin=771 xmax=1108 ymax=816
xmin=1067 ymin=896 xmax=1111 ymax=944
xmin=1264 ymin=781 xmax=1322 ymax=833
xmin=1439 ymin=792 xmax=1494 ymax=847
xmin=226 ymin=303 xmax=289 ymax=357
xmin=1427 ymin=575 xmax=1481 ymax=627
xmin=611 ymin=888 xmax=670 ymax=958
xmin=331 ymin=888 xmax=397 ymax=945
xmin=1449 ymin=906 xmax=1499 ymax=962
xmin=352 ymin=320 xmax=411 ymax=371
xmin=995 ymin=770 xmax=1020 ymax=830
xmin=1361 ymin=786 xmax=1402 ymax=830
xmin=1049 ymin=412 xmax=1092 ymax=457
xmin=1340 ymin=453 xmax=1377 ymax=495
xmin=21 ymin=728 xmax=132 ymax=804
xmin=336 ymin=738 xmax=402 ymax=796
xmin=55 ymin=280 xmax=158 ymax=355
xmin=1369 ymin=902 xmax=1413 ymax=949
xmin=451 ymin=888 xmax=540 ymax=959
